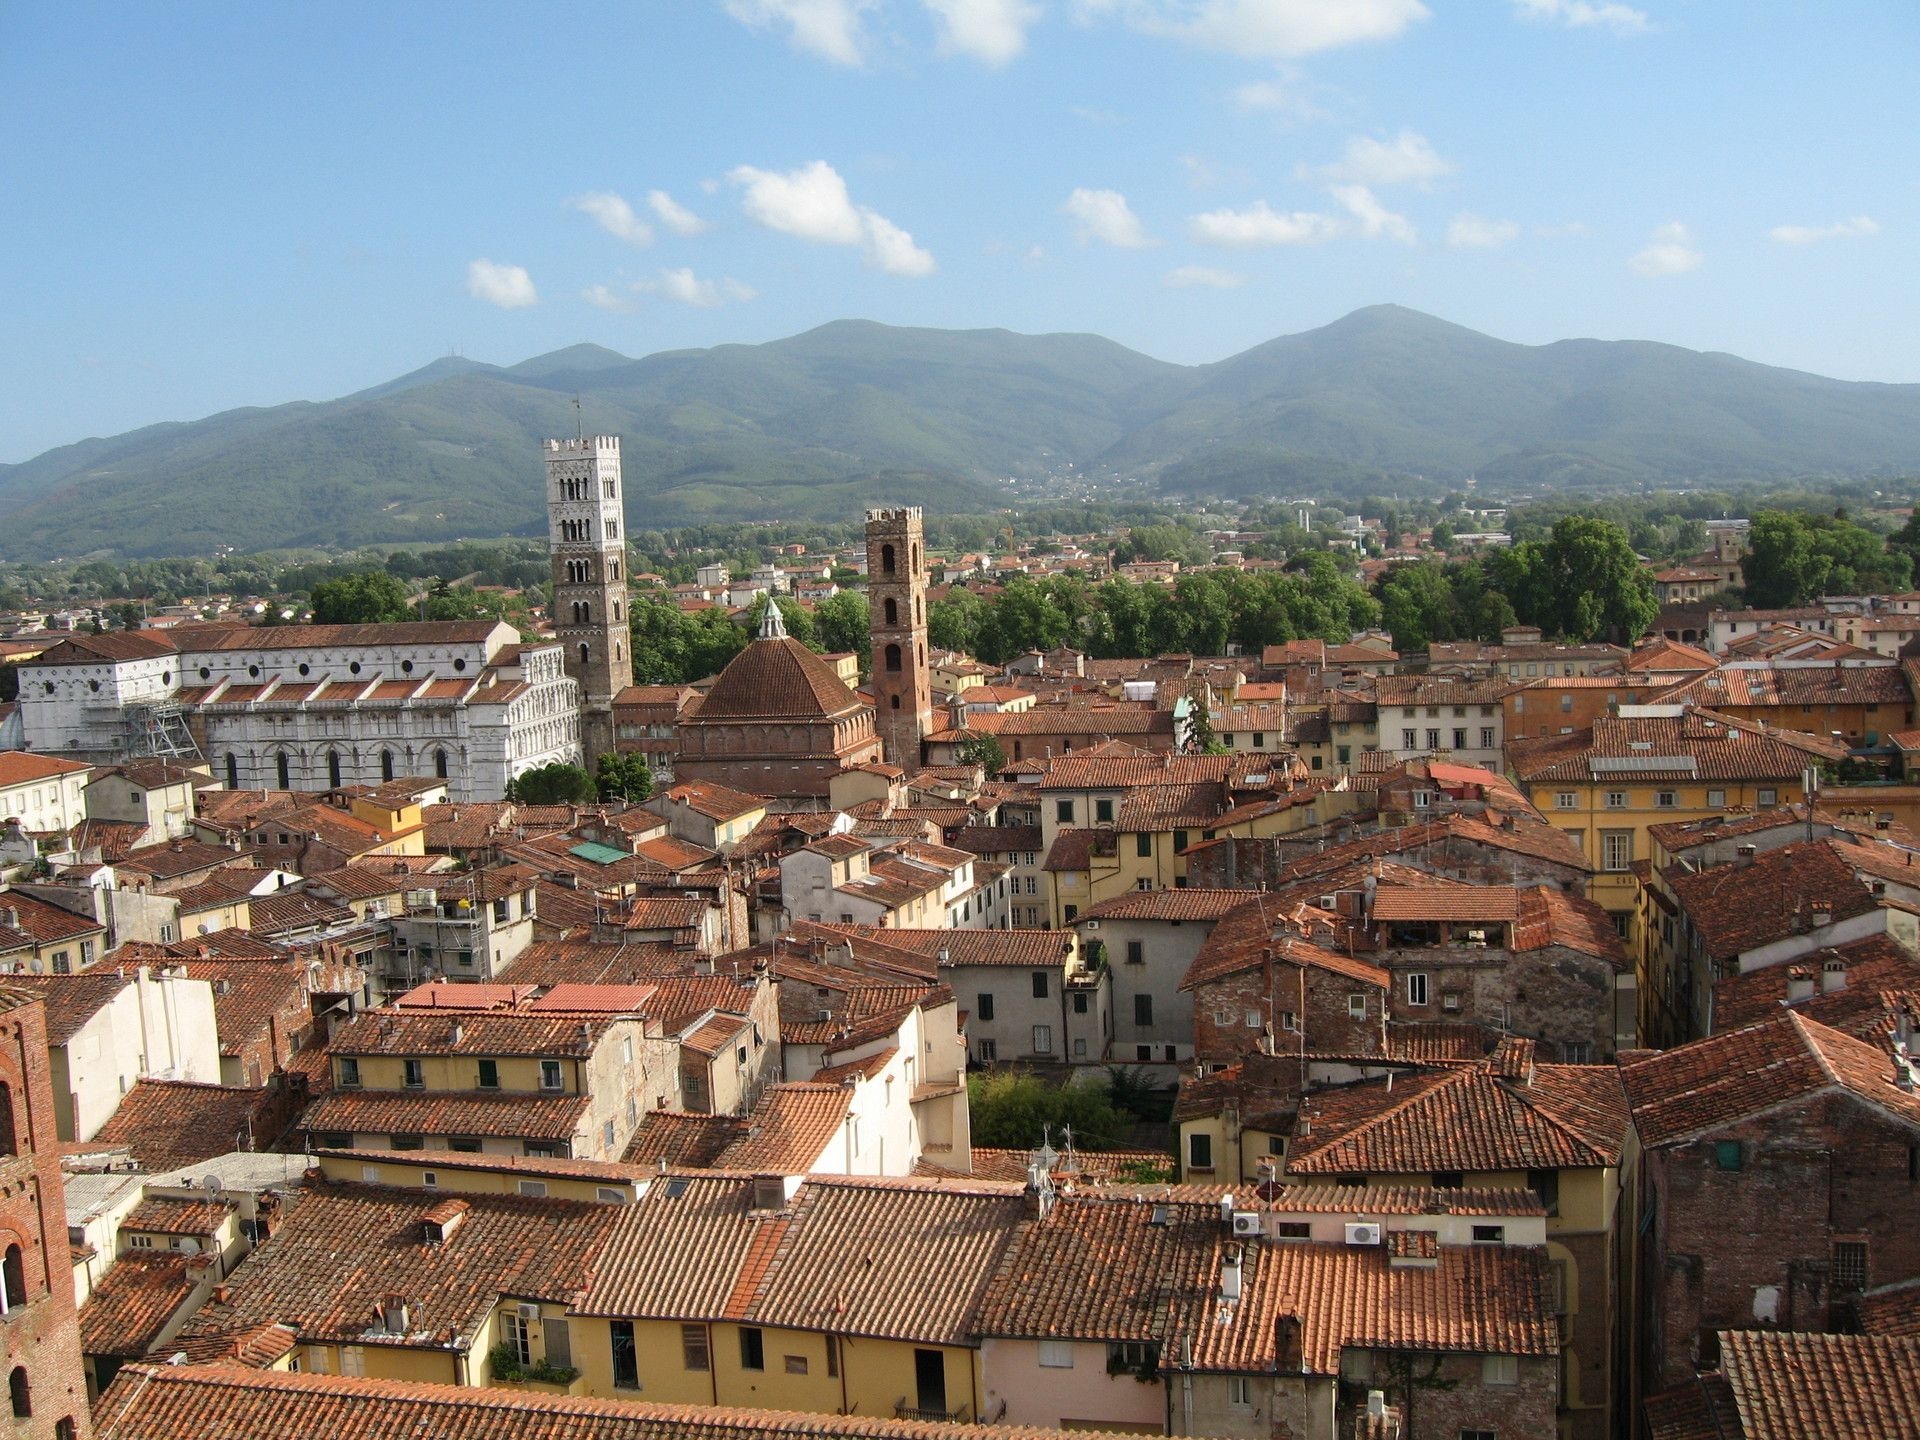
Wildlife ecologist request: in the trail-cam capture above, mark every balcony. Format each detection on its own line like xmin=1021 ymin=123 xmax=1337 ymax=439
xmin=895 ymin=1403 xmax=969 ymax=1424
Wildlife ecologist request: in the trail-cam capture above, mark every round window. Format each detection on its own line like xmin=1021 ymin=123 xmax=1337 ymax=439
xmin=162 ymin=670 xmax=173 ymax=685
xmin=402 ymin=659 xmax=414 ymax=674
xmin=248 ymin=664 xmax=261 ymax=678
xmin=453 ymin=658 xmax=467 ymax=672
xmin=43 ymin=682 xmax=54 ymax=696
xmin=350 ymin=661 xmax=362 ymax=675
xmin=89 ymin=679 xmax=101 ymax=693
xmin=299 ymin=663 xmax=310 ymax=677
xmin=199 ymin=666 xmax=211 ymax=680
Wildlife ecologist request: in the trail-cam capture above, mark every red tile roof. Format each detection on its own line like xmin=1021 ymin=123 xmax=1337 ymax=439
xmin=1648 ymin=1330 xmax=1920 ymax=1440
xmin=298 ymin=1089 xmax=592 ymax=1143
xmin=1071 ymin=888 xmax=1263 ymax=924
xmin=0 ymin=751 xmax=92 ymax=786
xmin=97 ymin=1363 xmax=1124 ymax=1440
xmin=711 ymin=1084 xmax=851 ymax=1171
xmin=93 ymin=1081 xmax=280 ymax=1173
xmin=79 ymin=1250 xmax=200 ymax=1357
xmin=1621 ymin=1011 xmax=1920 ymax=1148
xmin=1288 ymin=1062 xmax=1629 ymax=1175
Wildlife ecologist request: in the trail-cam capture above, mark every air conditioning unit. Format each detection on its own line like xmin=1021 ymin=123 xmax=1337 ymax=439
xmin=1231 ymin=1212 xmax=1262 ymax=1237
xmin=515 ymin=1303 xmax=540 ymax=1320
xmin=1344 ymin=1222 xmax=1382 ymax=1247
xmin=1084 ymin=920 xmax=1100 ymax=930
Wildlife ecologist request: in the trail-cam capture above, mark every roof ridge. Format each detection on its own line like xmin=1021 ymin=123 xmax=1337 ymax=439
xmin=1494 ymin=1070 xmax=1617 ymax=1163
xmin=1298 ymin=1067 xmax=1468 ymax=1162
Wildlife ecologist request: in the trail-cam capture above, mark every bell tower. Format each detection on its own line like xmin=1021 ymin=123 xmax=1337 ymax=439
xmin=545 ymin=432 xmax=631 ymax=768
xmin=866 ymin=506 xmax=932 ymax=768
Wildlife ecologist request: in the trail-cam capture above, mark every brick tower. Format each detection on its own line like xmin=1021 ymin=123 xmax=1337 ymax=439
xmin=0 ymin=987 xmax=92 ymax=1437
xmin=866 ymin=506 xmax=932 ymax=768
xmin=546 ymin=433 xmax=633 ymax=769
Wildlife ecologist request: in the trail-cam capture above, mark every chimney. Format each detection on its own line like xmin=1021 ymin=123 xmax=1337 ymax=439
xmin=1023 ymin=1163 xmax=1055 ymax=1220
xmin=1219 ymin=1243 xmax=1243 ymax=1304
xmin=1273 ymin=1315 xmax=1304 ymax=1373
xmin=1811 ymin=903 xmax=1832 ymax=929
xmin=1786 ymin=966 xmax=1815 ymax=1004
xmin=1735 ymin=845 xmax=1758 ymax=867
xmin=1821 ymin=959 xmax=1847 ymax=993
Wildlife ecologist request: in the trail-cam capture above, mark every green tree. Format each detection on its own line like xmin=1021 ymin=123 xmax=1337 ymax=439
xmin=505 ymin=763 xmax=597 ymax=804
xmin=594 ymin=751 xmax=654 ymax=803
xmin=1493 ymin=516 xmax=1657 ymax=643
xmin=1745 ymin=509 xmax=1912 ymax=607
xmin=310 ymin=570 xmax=411 ymax=625
xmin=812 ymin=589 xmax=871 ymax=670
xmin=966 ymin=1071 xmax=1127 ymax=1150
xmin=956 ymin=730 xmax=1008 ymax=775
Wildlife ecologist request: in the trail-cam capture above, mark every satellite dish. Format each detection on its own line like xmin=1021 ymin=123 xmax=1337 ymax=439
xmin=203 ymin=1175 xmax=224 ymax=1193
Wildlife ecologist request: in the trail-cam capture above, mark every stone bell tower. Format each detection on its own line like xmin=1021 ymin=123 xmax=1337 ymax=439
xmin=866 ymin=506 xmax=932 ymax=768
xmin=545 ymin=433 xmax=632 ymax=767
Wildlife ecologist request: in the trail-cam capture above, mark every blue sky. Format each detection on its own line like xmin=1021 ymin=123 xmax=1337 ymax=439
xmin=2 ymin=0 xmax=1914 ymax=462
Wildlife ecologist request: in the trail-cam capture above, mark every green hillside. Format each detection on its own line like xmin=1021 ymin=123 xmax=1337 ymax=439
xmin=4 ymin=307 xmax=1917 ymax=557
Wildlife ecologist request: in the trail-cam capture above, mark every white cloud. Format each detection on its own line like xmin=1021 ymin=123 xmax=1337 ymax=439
xmin=729 ymin=160 xmax=869 ymax=244
xmin=924 ymin=0 xmax=1040 ymax=64
xmin=724 ymin=0 xmax=875 ymax=64
xmin=1230 ymin=77 xmax=1324 ymax=122
xmin=581 ymin=284 xmax=638 ymax=313
xmin=1448 ymin=213 xmax=1520 ymax=248
xmin=1165 ymin=265 xmax=1247 ymax=289
xmin=466 ymin=259 xmax=537 ymax=309
xmin=570 ymin=191 xmax=654 ymax=246
xmin=636 ymin=267 xmax=759 ymax=307
xmin=1512 ymin=0 xmax=1649 ymax=36
xmin=1331 ymin=184 xmax=1415 ymax=243
xmin=1770 ymin=215 xmax=1879 ymax=246
xmin=1319 ymin=130 xmax=1453 ymax=187
xmin=860 ymin=209 xmax=938 ymax=275
xmin=648 ymin=189 xmax=709 ymax=236
xmin=728 ymin=160 xmax=934 ymax=274
xmin=1089 ymin=0 xmax=1429 ymax=58
xmin=1062 ymin=187 xmax=1156 ymax=248
xmin=1628 ymin=221 xmax=1702 ymax=277
xmin=1189 ymin=199 xmax=1342 ymax=246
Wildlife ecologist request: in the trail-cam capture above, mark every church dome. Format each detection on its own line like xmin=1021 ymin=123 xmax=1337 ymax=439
xmin=689 ymin=604 xmax=865 ymax=722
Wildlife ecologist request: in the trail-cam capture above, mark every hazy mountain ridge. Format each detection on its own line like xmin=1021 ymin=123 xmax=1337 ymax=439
xmin=5 ymin=306 xmax=1917 ymax=558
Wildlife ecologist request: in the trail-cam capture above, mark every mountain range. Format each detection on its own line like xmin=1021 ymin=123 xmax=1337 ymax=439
xmin=5 ymin=305 xmax=1918 ymax=559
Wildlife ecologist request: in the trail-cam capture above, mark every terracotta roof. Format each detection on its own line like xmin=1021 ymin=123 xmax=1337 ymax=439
xmin=247 ymin=892 xmax=357 ymax=936
xmin=688 ymin=635 xmax=865 ymax=721
xmin=158 ymin=1323 xmax=301 ymax=1369
xmin=1649 ymin=1330 xmax=1920 ymax=1440
xmin=1621 ymin=1010 xmax=1920 ymax=1148
xmin=93 ymin=1081 xmax=279 ymax=1173
xmin=96 ymin=1363 xmax=1132 ymax=1440
xmin=807 ymin=924 xmax=1071 ymax=970
xmin=2 ymin=971 xmax=128 ymax=1043
xmin=1666 ymin=661 xmax=1913 ymax=709
xmin=27 ymin=630 xmax=178 ymax=665
xmin=123 ymin=1196 xmax=236 ymax=1236
xmin=79 ymin=1250 xmax=199 ymax=1358
xmin=298 ymin=1089 xmax=592 ymax=1143
xmin=1662 ymin=840 xmax=1879 ymax=962
xmin=0 ymin=750 xmax=92 ymax=786
xmin=1179 ymin=896 xmax=1392 ymax=993
xmin=664 ymin=780 xmax=769 ymax=821
xmin=178 ymin=1181 xmax=617 ymax=1348
xmin=1288 ymin=1062 xmax=1629 ymax=1175
xmin=1710 ymin=935 xmax=1920 ymax=1034
xmin=1371 ymin=884 xmax=1520 ymax=922
xmin=711 ymin=1084 xmax=850 ymax=1171
xmin=1189 ymin=1238 xmax=1558 ymax=1375
xmin=1072 ymin=888 xmax=1262 ymax=924
xmin=173 ymin=960 xmax=305 ymax=1059
xmin=944 ymin=825 xmax=1043 ymax=857
xmin=977 ymin=1193 xmax=1216 ymax=1342
xmin=1034 ymin=753 xmax=1235 ymax=791
xmin=328 ymin=1009 xmax=618 ymax=1057
xmin=1510 ymin=706 xmax=1846 ymax=784
xmin=621 ymin=1111 xmax=748 ymax=1169
xmin=177 ymin=620 xmax=504 ymax=651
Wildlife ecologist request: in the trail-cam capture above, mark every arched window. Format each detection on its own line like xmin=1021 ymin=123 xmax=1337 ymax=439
xmin=890 ymin=695 xmax=901 ymax=710
xmin=0 ymin=1082 xmax=14 ymax=1157
xmin=275 ymin=753 xmax=290 ymax=790
xmin=434 ymin=750 xmax=450 ymax=780
xmin=881 ymin=544 xmax=896 ymax=575
xmin=579 ymin=642 xmax=591 ymax=667
xmin=8 ymin=1367 xmax=26 ymax=1419
xmin=225 ymin=753 xmax=238 ymax=789
xmin=885 ymin=644 xmax=902 ymax=673
xmin=613 ymin=601 xmax=621 ymax=622
xmin=2 ymin=1244 xmax=25 ymax=1311
xmin=884 ymin=598 xmax=898 ymax=626
xmin=911 ymin=542 xmax=920 ymax=575
xmin=380 ymin=751 xmax=395 ymax=783
xmin=580 ymin=601 xmax=591 ymax=624
xmin=327 ymin=752 xmax=342 ymax=790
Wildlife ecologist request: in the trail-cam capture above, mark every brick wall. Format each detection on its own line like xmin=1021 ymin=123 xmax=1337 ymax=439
xmin=1642 ymin=1089 xmax=1920 ymax=1393
xmin=1379 ymin=943 xmax=1616 ymax=1060
xmin=0 ymin=991 xmax=94 ymax=1437
xmin=1351 ymin=1350 xmax=1557 ymax=1440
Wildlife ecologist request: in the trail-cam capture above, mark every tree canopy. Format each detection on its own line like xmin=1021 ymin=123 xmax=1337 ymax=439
xmin=309 ymin=570 xmax=411 ymax=625
xmin=1742 ymin=509 xmax=1912 ymax=608
xmin=504 ymin=763 xmax=597 ymax=805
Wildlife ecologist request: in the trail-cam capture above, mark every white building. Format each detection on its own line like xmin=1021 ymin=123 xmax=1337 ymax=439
xmin=0 ymin=751 xmax=92 ymax=839
xmin=15 ymin=621 xmax=580 ymax=803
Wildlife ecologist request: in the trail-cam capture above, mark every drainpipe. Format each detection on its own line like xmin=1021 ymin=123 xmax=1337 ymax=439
xmin=1179 ymin=1335 xmax=1194 ymax=1436
xmin=836 ymin=1333 xmax=847 ymax=1415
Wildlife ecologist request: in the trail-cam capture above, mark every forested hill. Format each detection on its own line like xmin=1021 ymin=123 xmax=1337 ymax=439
xmin=5 ymin=306 xmax=1918 ymax=558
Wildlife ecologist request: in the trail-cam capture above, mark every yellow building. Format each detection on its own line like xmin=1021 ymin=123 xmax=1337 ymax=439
xmin=1509 ymin=703 xmax=1843 ymax=940
xmin=301 ymin=1003 xmax=678 ymax=1160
